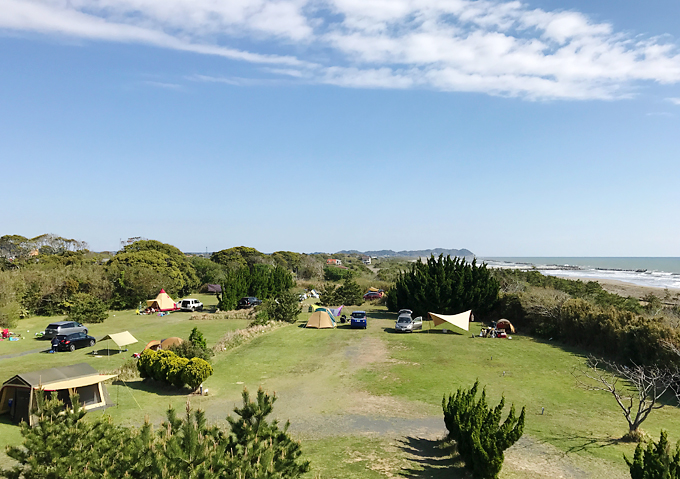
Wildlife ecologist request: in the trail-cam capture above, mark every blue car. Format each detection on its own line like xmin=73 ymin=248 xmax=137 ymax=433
xmin=350 ymin=311 xmax=367 ymax=329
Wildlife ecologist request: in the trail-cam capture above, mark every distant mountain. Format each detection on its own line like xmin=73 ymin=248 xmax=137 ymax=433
xmin=336 ymin=248 xmax=474 ymax=258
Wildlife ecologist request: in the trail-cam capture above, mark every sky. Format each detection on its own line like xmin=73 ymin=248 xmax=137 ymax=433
xmin=1 ymin=0 xmax=679 ymax=256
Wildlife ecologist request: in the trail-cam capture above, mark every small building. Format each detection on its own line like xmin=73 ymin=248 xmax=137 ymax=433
xmin=361 ymin=255 xmax=371 ymax=265
xmin=0 ymin=363 xmax=116 ymax=426
xmin=326 ymin=258 xmax=342 ymax=265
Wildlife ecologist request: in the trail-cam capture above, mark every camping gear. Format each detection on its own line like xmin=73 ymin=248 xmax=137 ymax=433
xmin=100 ymin=331 xmax=138 ymax=355
xmin=496 ymin=319 xmax=516 ymax=334
xmin=428 ymin=310 xmax=472 ymax=332
xmin=330 ymin=305 xmax=344 ymax=317
xmin=146 ymin=289 xmax=178 ymax=312
xmin=0 ymin=363 xmax=116 ymax=425
xmin=305 ymin=311 xmax=336 ymax=329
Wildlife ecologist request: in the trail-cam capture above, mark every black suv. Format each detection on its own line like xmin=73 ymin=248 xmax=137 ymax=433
xmin=237 ymin=297 xmax=262 ymax=309
xmin=51 ymin=332 xmax=96 ymax=352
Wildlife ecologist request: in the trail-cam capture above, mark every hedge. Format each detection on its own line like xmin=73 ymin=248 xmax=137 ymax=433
xmin=137 ymin=349 xmax=212 ymax=390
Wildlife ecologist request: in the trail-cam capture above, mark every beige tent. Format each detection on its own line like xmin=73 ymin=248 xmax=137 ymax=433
xmin=305 ymin=311 xmax=336 ymax=329
xmin=160 ymin=337 xmax=183 ymax=349
xmin=146 ymin=289 xmax=177 ymax=311
xmin=429 ymin=310 xmax=472 ymax=332
xmin=0 ymin=363 xmax=116 ymax=426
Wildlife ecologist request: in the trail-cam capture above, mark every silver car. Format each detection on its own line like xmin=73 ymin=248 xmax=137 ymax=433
xmin=43 ymin=321 xmax=88 ymax=340
xmin=395 ymin=314 xmax=423 ymax=332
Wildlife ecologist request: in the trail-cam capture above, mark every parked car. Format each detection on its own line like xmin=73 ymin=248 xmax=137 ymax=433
xmin=395 ymin=314 xmax=423 ymax=333
xmin=237 ymin=297 xmax=262 ymax=309
xmin=51 ymin=332 xmax=96 ymax=352
xmin=398 ymin=309 xmax=413 ymax=316
xmin=363 ymin=291 xmax=381 ymax=300
xmin=350 ymin=311 xmax=368 ymax=329
xmin=43 ymin=321 xmax=88 ymax=340
xmin=179 ymin=298 xmax=204 ymax=312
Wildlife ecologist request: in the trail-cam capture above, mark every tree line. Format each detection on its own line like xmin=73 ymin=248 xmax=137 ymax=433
xmin=0 ymin=238 xmax=309 ymax=328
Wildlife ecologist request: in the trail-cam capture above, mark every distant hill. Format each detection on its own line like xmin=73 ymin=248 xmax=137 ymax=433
xmin=336 ymin=248 xmax=474 ymax=258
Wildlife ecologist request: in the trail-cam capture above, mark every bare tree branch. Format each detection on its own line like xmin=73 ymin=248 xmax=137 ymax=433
xmin=573 ymin=355 xmax=678 ymax=440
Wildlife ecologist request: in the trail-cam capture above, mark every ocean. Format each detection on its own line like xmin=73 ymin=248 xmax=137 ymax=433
xmin=480 ymin=257 xmax=680 ymax=290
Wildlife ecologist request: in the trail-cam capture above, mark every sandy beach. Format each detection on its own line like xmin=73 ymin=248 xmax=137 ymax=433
xmin=573 ymin=277 xmax=680 ymax=302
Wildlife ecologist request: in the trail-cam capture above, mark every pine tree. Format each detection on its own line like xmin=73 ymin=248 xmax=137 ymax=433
xmin=225 ymin=388 xmax=310 ymax=478
xmin=443 ymin=381 xmax=525 ymax=479
xmin=625 ymin=431 xmax=680 ymax=479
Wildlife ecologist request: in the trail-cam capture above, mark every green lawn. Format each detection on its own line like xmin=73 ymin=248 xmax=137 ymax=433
xmin=2 ymin=301 xmax=679 ymax=478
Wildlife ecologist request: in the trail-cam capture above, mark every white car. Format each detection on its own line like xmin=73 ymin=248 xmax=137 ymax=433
xmin=395 ymin=314 xmax=423 ymax=332
xmin=179 ymin=298 xmax=204 ymax=312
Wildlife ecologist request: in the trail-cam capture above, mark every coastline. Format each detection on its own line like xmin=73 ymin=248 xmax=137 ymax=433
xmin=567 ymin=276 xmax=680 ymax=301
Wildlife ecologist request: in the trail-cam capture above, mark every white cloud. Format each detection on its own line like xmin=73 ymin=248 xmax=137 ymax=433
xmin=667 ymin=97 xmax=680 ymax=105
xmin=2 ymin=0 xmax=680 ymax=99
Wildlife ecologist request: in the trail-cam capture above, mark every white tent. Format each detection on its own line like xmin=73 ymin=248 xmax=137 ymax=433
xmin=100 ymin=331 xmax=138 ymax=355
xmin=428 ymin=310 xmax=472 ymax=332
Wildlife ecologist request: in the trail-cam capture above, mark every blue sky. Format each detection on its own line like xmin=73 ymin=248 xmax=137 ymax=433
xmin=1 ymin=0 xmax=679 ymax=256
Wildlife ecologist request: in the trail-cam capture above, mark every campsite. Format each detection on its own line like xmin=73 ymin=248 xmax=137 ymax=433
xmin=3 ymin=290 xmax=680 ymax=478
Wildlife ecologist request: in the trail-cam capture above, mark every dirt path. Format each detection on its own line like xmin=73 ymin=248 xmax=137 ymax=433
xmin=263 ymin=330 xmax=598 ymax=478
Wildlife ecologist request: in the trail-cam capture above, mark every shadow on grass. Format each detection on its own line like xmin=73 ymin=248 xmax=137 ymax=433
xmin=382 ymin=328 xmax=463 ymax=336
xmin=114 ymin=379 xmax=190 ymax=397
xmin=365 ymin=309 xmax=396 ymax=320
xmin=398 ymin=437 xmax=469 ymax=478
xmin=545 ymin=431 xmax=621 ymax=454
xmin=0 ymin=414 xmax=16 ymax=427
xmin=90 ymin=349 xmax=125 ymax=356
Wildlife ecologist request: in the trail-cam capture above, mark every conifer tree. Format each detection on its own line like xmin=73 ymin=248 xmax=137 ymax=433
xmin=625 ymin=431 xmax=680 ymax=479
xmin=443 ymin=381 xmax=525 ymax=479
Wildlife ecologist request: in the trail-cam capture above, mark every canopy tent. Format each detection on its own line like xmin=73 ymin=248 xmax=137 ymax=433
xmin=160 ymin=337 xmax=183 ymax=349
xmin=206 ymin=284 xmax=222 ymax=293
xmin=100 ymin=331 xmax=138 ymax=355
xmin=496 ymin=319 xmax=516 ymax=334
xmin=0 ymin=363 xmax=116 ymax=425
xmin=146 ymin=289 xmax=177 ymax=311
xmin=305 ymin=311 xmax=336 ymax=329
xmin=428 ymin=310 xmax=472 ymax=332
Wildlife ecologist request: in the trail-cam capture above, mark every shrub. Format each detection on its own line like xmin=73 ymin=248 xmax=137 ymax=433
xmin=68 ymin=293 xmax=108 ymax=323
xmin=137 ymin=349 xmax=157 ymax=378
xmin=443 ymin=381 xmax=525 ymax=479
xmin=265 ymin=290 xmax=303 ymax=323
xmin=181 ymin=358 xmax=213 ymax=391
xmin=151 ymin=350 xmax=176 ymax=381
xmin=188 ymin=327 xmax=207 ymax=350
xmin=169 ymin=341 xmax=213 ymax=362
xmin=167 ymin=357 xmax=189 ymax=388
xmin=389 ymin=255 xmax=499 ymax=317
xmin=625 ymin=430 xmax=680 ymax=479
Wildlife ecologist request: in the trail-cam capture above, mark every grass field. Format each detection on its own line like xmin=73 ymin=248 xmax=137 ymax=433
xmin=2 ymin=297 xmax=680 ymax=478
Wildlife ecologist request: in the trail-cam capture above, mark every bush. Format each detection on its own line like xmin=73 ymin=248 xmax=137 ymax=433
xmin=443 ymin=381 xmax=525 ymax=479
xmin=68 ymin=293 xmax=108 ymax=323
xmin=181 ymin=358 xmax=213 ymax=391
xmin=137 ymin=348 xmax=212 ymax=390
xmin=169 ymin=340 xmax=213 ymax=362
xmin=265 ymin=290 xmax=303 ymax=323
xmin=625 ymin=430 xmax=680 ymax=478
xmin=388 ymin=255 xmax=499 ymax=317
